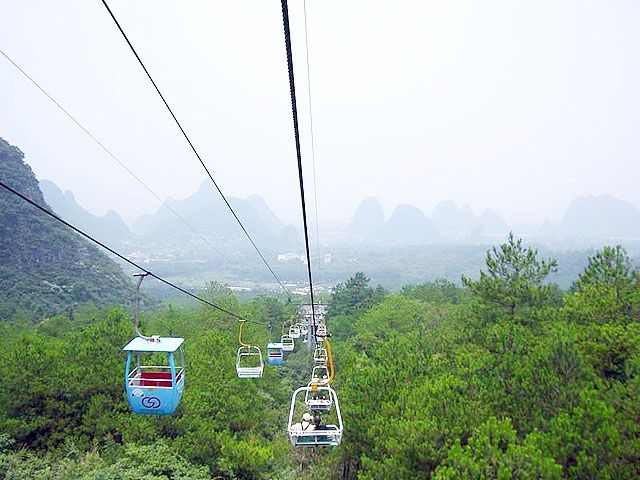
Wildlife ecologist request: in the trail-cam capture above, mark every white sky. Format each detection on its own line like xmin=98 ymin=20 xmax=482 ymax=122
xmin=1 ymin=0 xmax=639 ymax=228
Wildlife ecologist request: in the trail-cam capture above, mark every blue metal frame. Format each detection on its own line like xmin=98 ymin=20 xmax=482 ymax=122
xmin=123 ymin=337 xmax=185 ymax=415
xmin=266 ymin=342 xmax=284 ymax=366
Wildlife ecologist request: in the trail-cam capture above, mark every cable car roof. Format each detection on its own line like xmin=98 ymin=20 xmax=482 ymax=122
xmin=123 ymin=336 xmax=184 ymax=352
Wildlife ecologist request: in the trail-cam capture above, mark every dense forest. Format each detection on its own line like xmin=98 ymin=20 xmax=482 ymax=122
xmin=0 ymin=235 xmax=638 ymax=479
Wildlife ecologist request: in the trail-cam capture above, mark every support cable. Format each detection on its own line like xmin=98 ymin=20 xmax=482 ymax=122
xmin=279 ymin=0 xmax=318 ymax=343
xmin=0 ymin=180 xmax=269 ymax=326
xmin=100 ymin=0 xmax=291 ymax=298
xmin=0 ymin=47 xmax=234 ymax=266
xmin=303 ymin=0 xmax=322 ymax=288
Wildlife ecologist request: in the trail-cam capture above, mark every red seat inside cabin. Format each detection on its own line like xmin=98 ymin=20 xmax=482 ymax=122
xmin=140 ymin=371 xmax=173 ymax=387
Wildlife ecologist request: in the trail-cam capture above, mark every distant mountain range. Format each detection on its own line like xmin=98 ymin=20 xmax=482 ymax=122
xmin=40 ymin=179 xmax=301 ymax=255
xmin=38 ymin=179 xmax=640 ymax=253
xmin=348 ymin=198 xmax=509 ymax=243
xmin=131 ymin=181 xmax=300 ymax=252
xmin=348 ymin=195 xmax=640 ymax=244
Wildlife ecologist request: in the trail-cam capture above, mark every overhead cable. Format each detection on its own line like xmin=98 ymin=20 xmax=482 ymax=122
xmin=0 ymin=180 xmax=269 ymax=326
xmin=279 ymin=0 xmax=318 ymax=340
xmin=302 ymin=0 xmax=323 ymax=287
xmin=100 ymin=0 xmax=292 ymax=298
xmin=0 ymin=47 xmax=234 ymax=267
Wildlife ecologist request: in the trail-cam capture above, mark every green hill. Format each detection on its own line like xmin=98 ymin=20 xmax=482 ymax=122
xmin=0 ymin=137 xmax=135 ymax=318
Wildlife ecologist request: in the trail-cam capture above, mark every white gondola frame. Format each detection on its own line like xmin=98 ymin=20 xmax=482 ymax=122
xmin=281 ymin=334 xmax=295 ymax=352
xmin=304 ymin=381 xmax=333 ymax=411
xmin=310 ymin=365 xmax=329 ymax=382
xmin=288 ymin=385 xmax=343 ymax=447
xmin=236 ymin=345 xmax=264 ymax=378
xmin=313 ymin=347 xmax=328 ymax=365
xmin=289 ymin=324 xmax=301 ymax=339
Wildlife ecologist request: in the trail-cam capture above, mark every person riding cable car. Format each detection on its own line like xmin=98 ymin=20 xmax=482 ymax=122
xmin=290 ymin=412 xmax=314 ymax=432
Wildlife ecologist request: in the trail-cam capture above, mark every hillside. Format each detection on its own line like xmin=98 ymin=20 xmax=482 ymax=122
xmin=0 ymin=137 xmax=136 ymax=317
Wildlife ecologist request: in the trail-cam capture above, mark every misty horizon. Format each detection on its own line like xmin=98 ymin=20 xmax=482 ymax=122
xmin=2 ymin=1 xmax=639 ymax=234
xmin=48 ymin=177 xmax=640 ymax=230
xmin=38 ymin=174 xmax=640 ymax=242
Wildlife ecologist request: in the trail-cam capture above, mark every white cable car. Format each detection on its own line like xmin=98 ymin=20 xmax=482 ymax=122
xmin=235 ymin=320 xmax=264 ymax=378
xmin=289 ymin=324 xmax=301 ymax=339
xmin=300 ymin=323 xmax=309 ymax=336
xmin=281 ymin=334 xmax=295 ymax=352
xmin=315 ymin=323 xmax=327 ymax=342
xmin=236 ymin=345 xmax=264 ymax=378
xmin=305 ymin=382 xmax=333 ymax=411
xmin=310 ymin=365 xmax=329 ymax=383
xmin=288 ymin=386 xmax=343 ymax=447
xmin=313 ymin=347 xmax=328 ymax=365
xmin=305 ymin=365 xmax=332 ymax=411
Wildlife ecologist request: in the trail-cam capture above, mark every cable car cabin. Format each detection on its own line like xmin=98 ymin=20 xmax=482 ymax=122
xmin=316 ymin=323 xmax=327 ymax=339
xmin=313 ymin=347 xmax=328 ymax=365
xmin=123 ymin=337 xmax=185 ymax=415
xmin=300 ymin=324 xmax=309 ymax=336
xmin=281 ymin=334 xmax=295 ymax=352
xmin=305 ymin=383 xmax=333 ymax=412
xmin=315 ymin=332 xmax=326 ymax=344
xmin=288 ymin=386 xmax=343 ymax=448
xmin=266 ymin=342 xmax=284 ymax=366
xmin=311 ymin=365 xmax=329 ymax=383
xmin=236 ymin=345 xmax=264 ymax=378
xmin=289 ymin=324 xmax=301 ymax=339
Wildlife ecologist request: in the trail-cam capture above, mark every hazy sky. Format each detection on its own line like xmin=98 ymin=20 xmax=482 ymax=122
xmin=1 ymin=0 xmax=639 ymax=229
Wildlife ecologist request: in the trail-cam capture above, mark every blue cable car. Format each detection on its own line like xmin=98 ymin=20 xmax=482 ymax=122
xmin=123 ymin=336 xmax=185 ymax=415
xmin=266 ymin=342 xmax=284 ymax=366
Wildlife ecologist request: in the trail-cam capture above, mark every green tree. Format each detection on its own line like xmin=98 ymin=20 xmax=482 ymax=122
xmin=329 ymin=272 xmax=386 ymax=339
xmin=462 ymin=233 xmax=557 ymax=323
xmin=401 ymin=278 xmax=465 ymax=305
xmin=330 ymin=272 xmax=386 ymax=318
xmin=565 ymin=246 xmax=639 ymax=324
xmin=528 ymin=389 xmax=630 ymax=480
xmin=433 ymin=417 xmax=562 ymax=480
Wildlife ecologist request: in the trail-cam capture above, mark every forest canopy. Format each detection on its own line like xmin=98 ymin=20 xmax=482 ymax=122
xmin=0 ymin=237 xmax=638 ymax=479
